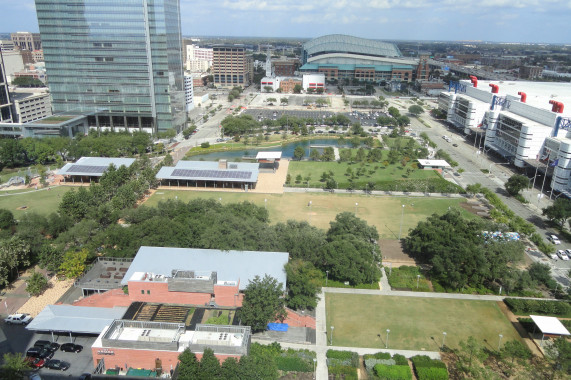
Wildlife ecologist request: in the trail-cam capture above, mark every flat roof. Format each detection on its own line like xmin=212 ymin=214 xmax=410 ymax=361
xmin=256 ymin=152 xmax=282 ymax=160
xmin=121 ymin=247 xmax=289 ymax=290
xmin=58 ymin=157 xmax=136 ymax=177
xmin=26 ymin=305 xmax=128 ymax=334
xmin=156 ymin=160 xmax=259 ymax=183
xmin=465 ymin=80 xmax=571 ymax=113
xmin=530 ymin=315 xmax=571 ymax=336
xmin=417 ymin=159 xmax=451 ymax=168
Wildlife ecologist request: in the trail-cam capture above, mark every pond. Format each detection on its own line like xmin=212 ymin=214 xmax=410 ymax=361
xmin=188 ymin=138 xmax=351 ymax=161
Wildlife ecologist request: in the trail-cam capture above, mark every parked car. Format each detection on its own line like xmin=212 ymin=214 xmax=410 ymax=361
xmin=557 ymin=250 xmax=569 ymax=260
xmin=550 ymin=234 xmax=561 ymax=244
xmin=79 ymin=373 xmax=92 ymax=380
xmin=60 ymin=343 xmax=83 ymax=353
xmin=26 ymin=347 xmax=42 ymax=358
xmin=45 ymin=359 xmax=70 ymax=371
xmin=25 ymin=357 xmax=46 ymax=369
xmin=34 ymin=340 xmax=60 ymax=352
xmin=4 ymin=313 xmax=32 ymax=325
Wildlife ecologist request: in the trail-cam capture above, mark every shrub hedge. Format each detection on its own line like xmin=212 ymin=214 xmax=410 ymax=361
xmin=374 ymin=364 xmax=412 ymax=380
xmin=416 ymin=367 xmax=449 ymax=380
xmin=504 ymin=298 xmax=571 ymax=317
xmin=276 ymin=356 xmax=312 ymax=372
xmin=326 ymin=350 xmax=359 ymax=368
xmin=410 ymin=356 xmax=447 ymax=369
xmin=329 ymin=365 xmax=358 ymax=380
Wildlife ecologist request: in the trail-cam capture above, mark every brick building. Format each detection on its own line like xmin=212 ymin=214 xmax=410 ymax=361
xmin=273 ymin=59 xmax=298 ymax=76
xmin=212 ymin=45 xmax=252 ymax=88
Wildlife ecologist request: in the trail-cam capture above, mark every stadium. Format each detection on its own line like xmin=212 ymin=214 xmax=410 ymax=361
xmin=299 ymin=34 xmax=420 ymax=83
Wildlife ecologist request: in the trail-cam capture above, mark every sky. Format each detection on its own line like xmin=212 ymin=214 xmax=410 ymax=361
xmin=2 ymin=0 xmax=571 ymax=44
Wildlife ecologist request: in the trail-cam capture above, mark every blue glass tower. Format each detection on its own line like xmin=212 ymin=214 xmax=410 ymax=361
xmin=35 ymin=0 xmax=186 ymax=133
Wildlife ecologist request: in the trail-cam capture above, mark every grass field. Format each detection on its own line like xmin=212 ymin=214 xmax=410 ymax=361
xmin=145 ymin=191 xmax=468 ymax=239
xmin=0 ymin=186 xmax=71 ymax=217
xmin=326 ymin=294 xmax=522 ymax=351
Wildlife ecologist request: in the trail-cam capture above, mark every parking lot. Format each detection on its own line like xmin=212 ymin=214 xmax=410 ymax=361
xmin=26 ymin=332 xmax=97 ymax=378
xmin=243 ymin=109 xmax=335 ymax=122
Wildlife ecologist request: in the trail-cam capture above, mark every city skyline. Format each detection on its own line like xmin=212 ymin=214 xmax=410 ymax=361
xmin=2 ymin=0 xmax=571 ymax=44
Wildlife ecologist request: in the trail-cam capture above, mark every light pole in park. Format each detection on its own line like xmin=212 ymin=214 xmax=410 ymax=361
xmin=325 ymin=270 xmax=329 ymax=287
xmin=442 ymin=332 xmax=447 ymax=349
xmin=498 ymin=334 xmax=503 ymax=351
xmin=398 ymin=205 xmax=405 ymax=240
xmin=386 ymin=329 xmax=390 ymax=349
xmin=330 ymin=326 xmax=334 ymax=346
xmin=313 ymin=358 xmax=317 ymax=379
xmin=355 ymin=202 xmax=358 ymax=214
xmin=264 ymin=198 xmax=267 ymax=209
xmin=416 ymin=274 xmax=421 ymax=289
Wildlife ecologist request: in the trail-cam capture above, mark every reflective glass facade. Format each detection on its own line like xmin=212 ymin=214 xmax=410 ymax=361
xmin=35 ymin=0 xmax=186 ymax=132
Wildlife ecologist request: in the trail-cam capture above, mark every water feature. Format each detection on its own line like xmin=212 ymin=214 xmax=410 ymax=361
xmin=187 ymin=138 xmax=349 ymax=161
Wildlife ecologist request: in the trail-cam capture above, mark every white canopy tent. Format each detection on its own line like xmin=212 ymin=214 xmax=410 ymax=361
xmin=530 ymin=315 xmax=571 ymax=346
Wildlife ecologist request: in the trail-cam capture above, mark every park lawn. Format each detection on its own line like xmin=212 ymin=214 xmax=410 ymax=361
xmin=386 ymin=266 xmax=432 ymax=292
xmin=326 ymin=294 xmax=522 ymax=351
xmin=0 ymin=186 xmax=71 ymax=217
xmin=145 ymin=191 xmax=469 ymax=239
xmin=288 ymin=159 xmax=438 ymax=189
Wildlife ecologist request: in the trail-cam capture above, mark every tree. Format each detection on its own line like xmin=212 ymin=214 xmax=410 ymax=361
xmin=240 ymin=275 xmax=287 ymax=332
xmin=543 ymin=198 xmax=571 ymax=227
xmin=546 ymin=336 xmax=571 ymax=375
xmin=197 ymin=348 xmax=221 ymax=379
xmin=58 ymin=248 xmax=89 ymax=279
xmin=285 ymin=259 xmax=322 ymax=310
xmin=11 ymin=76 xmax=45 ymax=87
xmin=177 ymin=349 xmax=200 ymax=379
xmin=0 ymin=237 xmax=30 ymax=287
xmin=0 ymin=209 xmax=15 ymax=230
xmin=388 ymin=106 xmax=401 ymax=118
xmin=0 ymin=353 xmax=31 ymax=380
xmin=501 ymin=340 xmax=531 ymax=364
xmin=310 ymin=149 xmax=321 ymax=161
xmin=220 ymin=357 xmax=241 ymax=379
xmin=162 ymin=154 xmax=174 ymax=166
xmin=408 ymin=105 xmax=424 ymax=115
xmin=505 ymin=174 xmax=529 ymax=196
xmin=322 ymin=147 xmax=335 ymax=161
xmin=26 ymin=270 xmax=49 ymax=296
xmin=293 ymin=146 xmax=305 ymax=160
xmin=293 ymin=84 xmax=302 ymax=94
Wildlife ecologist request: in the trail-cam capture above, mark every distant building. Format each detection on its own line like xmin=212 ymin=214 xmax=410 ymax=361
xmin=279 ymin=77 xmax=302 ymax=93
xmin=415 ymin=54 xmax=430 ymax=81
xmin=273 ymin=59 xmax=298 ymax=76
xmin=184 ymin=74 xmax=194 ymax=112
xmin=186 ymin=44 xmax=213 ymax=72
xmin=302 ymin=74 xmax=326 ymax=92
xmin=10 ymin=89 xmax=52 ymax=123
xmin=11 ymin=32 xmax=42 ymax=51
xmin=0 ymin=50 xmax=24 ymax=82
xmin=32 ymin=50 xmax=44 ymax=62
xmin=212 ymin=45 xmax=252 ymax=88
xmin=0 ymin=40 xmax=15 ymax=51
xmin=13 ymin=68 xmax=47 ymax=83
xmin=58 ymin=157 xmax=137 ymax=183
xmin=519 ymin=66 xmax=543 ymax=80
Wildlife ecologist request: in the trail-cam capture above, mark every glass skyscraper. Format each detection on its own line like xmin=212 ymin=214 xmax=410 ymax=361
xmin=35 ymin=0 xmax=186 ymax=133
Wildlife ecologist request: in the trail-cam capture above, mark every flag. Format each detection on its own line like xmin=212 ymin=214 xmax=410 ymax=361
xmin=550 ymin=159 xmax=559 ymax=167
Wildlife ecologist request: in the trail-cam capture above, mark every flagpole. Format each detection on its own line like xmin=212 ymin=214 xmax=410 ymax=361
xmin=550 ymin=157 xmax=558 ymax=200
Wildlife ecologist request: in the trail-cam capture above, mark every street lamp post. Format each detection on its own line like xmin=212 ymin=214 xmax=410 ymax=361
xmin=330 ymin=326 xmax=334 ymax=346
xmin=442 ymin=332 xmax=447 ymax=349
xmin=355 ymin=202 xmax=358 ymax=214
xmin=498 ymin=334 xmax=503 ymax=351
xmin=313 ymin=358 xmax=317 ymax=379
xmin=398 ymin=205 xmax=405 ymax=240
xmin=386 ymin=329 xmax=390 ymax=349
xmin=264 ymin=198 xmax=267 ymax=209
xmin=416 ymin=274 xmax=420 ymax=289
xmin=325 ymin=270 xmax=329 ymax=287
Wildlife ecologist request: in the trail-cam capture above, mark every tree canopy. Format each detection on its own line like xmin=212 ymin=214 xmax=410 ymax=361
xmin=505 ymin=174 xmax=529 ymax=196
xmin=543 ymin=198 xmax=571 ymax=227
xmin=240 ymin=275 xmax=287 ymax=332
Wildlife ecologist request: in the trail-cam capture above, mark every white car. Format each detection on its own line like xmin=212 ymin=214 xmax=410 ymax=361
xmin=550 ymin=235 xmax=561 ymax=245
xmin=557 ymin=250 xmax=569 ymax=261
xmin=4 ymin=313 xmax=32 ymax=325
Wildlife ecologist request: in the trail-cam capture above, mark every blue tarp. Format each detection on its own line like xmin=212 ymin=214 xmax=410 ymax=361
xmin=267 ymin=323 xmax=289 ymax=332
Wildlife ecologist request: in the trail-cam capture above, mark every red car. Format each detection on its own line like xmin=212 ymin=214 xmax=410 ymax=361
xmin=25 ymin=356 xmax=46 ymax=368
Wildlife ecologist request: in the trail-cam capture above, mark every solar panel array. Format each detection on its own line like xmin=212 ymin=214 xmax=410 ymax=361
xmin=67 ymin=165 xmax=109 ymax=174
xmin=172 ymin=169 xmax=252 ymax=180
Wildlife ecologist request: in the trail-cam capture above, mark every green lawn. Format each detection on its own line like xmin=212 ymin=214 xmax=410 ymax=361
xmin=386 ymin=266 xmax=432 ymax=292
xmin=0 ymin=186 xmax=71 ymax=217
xmin=326 ymin=294 xmax=522 ymax=351
xmin=145 ymin=191 xmax=468 ymax=239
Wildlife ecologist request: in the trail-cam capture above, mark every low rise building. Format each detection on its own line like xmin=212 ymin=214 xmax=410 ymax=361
xmin=184 ymin=74 xmax=194 ymax=112
xmin=10 ymin=89 xmax=52 ymax=123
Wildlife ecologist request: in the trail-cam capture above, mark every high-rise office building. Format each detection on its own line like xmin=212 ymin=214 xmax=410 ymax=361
xmin=34 ymin=0 xmax=186 ymax=133
xmin=0 ymin=51 xmax=14 ymax=123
